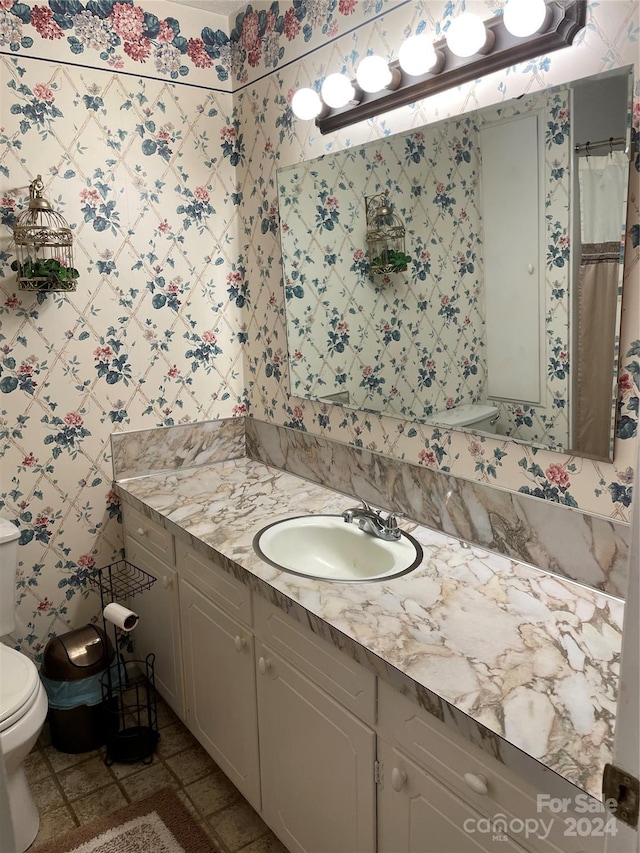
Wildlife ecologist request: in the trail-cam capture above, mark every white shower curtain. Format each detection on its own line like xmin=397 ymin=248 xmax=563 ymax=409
xmin=575 ymin=152 xmax=629 ymax=457
xmin=579 ymin=152 xmax=629 ymax=243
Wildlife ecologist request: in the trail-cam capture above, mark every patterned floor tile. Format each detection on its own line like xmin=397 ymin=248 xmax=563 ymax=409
xmin=210 ymin=799 xmax=273 ymax=851
xmin=165 ymin=745 xmax=218 ymax=785
xmin=118 ymin=759 xmax=179 ymax=800
xmin=33 ymin=804 xmax=78 ymax=843
xmin=57 ymin=755 xmax=114 ymax=800
xmin=186 ymin=770 xmax=242 ymax=818
xmin=28 ymin=696 xmax=290 ymax=852
xmin=71 ymin=782 xmax=129 ymax=824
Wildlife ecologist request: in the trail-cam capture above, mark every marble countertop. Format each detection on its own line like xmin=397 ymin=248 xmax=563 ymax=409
xmin=114 ymin=457 xmax=623 ymax=800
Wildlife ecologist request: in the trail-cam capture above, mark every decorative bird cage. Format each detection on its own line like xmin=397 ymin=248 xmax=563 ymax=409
xmin=11 ymin=175 xmax=77 ymax=292
xmin=365 ymin=191 xmax=410 ymax=275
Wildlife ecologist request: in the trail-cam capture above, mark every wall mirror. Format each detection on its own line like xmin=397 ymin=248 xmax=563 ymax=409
xmin=278 ymin=66 xmax=633 ymax=460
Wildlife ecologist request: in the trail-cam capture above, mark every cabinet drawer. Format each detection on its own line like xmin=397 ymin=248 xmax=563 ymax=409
xmin=254 ymin=595 xmax=376 ymax=726
xmin=176 ymin=540 xmax=252 ymax=626
xmin=123 ymin=505 xmax=175 ymax=566
xmin=378 ymin=680 xmax=604 ymax=853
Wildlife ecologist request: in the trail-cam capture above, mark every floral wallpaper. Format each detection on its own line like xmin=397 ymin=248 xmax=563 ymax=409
xmin=0 ymin=0 xmax=638 ymax=658
xmin=0 ymin=25 xmax=245 ymax=655
xmin=238 ymin=0 xmax=639 ymax=517
xmin=279 ymin=86 xmax=574 ymax=450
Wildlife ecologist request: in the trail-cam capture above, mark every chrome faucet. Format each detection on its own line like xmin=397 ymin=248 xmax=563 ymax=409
xmin=342 ymin=499 xmax=401 ymax=541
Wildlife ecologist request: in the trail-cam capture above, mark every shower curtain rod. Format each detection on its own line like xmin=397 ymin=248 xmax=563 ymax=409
xmin=574 ymin=136 xmax=627 ymax=155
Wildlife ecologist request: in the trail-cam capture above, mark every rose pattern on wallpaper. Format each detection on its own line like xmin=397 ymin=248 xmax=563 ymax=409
xmin=0 ymin=1 xmax=639 ymax=660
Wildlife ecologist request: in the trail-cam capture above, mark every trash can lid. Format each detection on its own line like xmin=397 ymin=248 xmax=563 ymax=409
xmin=41 ymin=624 xmax=114 ymax=680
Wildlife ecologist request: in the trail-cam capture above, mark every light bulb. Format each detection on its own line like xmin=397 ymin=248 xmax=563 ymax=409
xmin=321 ymin=73 xmax=357 ymax=109
xmin=291 ymin=88 xmax=323 ymax=120
xmin=356 ymin=55 xmax=393 ymax=93
xmin=446 ymin=12 xmax=492 ymax=58
xmin=398 ymin=33 xmax=443 ymax=77
xmin=503 ymin=0 xmax=551 ymax=37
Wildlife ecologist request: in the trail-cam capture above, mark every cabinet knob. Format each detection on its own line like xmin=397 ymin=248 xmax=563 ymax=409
xmin=464 ymin=772 xmax=489 ymax=795
xmin=137 ymin=527 xmax=147 ymax=536
xmin=258 ymin=656 xmax=272 ymax=675
xmin=234 ymin=635 xmax=247 ymax=652
xmin=162 ymin=575 xmax=173 ymax=590
xmin=391 ymin=768 xmax=407 ymax=792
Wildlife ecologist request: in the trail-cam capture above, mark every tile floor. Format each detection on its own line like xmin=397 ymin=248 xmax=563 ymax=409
xmin=26 ymin=696 xmax=289 ymax=852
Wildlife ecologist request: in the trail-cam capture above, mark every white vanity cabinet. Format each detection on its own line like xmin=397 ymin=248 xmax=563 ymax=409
xmin=377 ymin=737 xmax=528 ymax=853
xmin=177 ymin=540 xmax=261 ymax=810
xmin=122 ymin=506 xmax=185 ymax=720
xmin=120 ymin=502 xmax=607 ymax=853
xmin=254 ymin=596 xmax=377 ymax=853
xmin=377 ymin=680 xmax=605 ymax=853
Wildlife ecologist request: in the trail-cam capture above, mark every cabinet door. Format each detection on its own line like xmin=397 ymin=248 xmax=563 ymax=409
xmin=124 ymin=533 xmax=184 ymax=720
xmin=378 ymin=740 xmax=528 ymax=853
xmin=180 ymin=578 xmax=260 ymax=810
xmin=256 ymin=640 xmax=376 ymax=853
xmin=480 ymin=112 xmax=543 ymax=404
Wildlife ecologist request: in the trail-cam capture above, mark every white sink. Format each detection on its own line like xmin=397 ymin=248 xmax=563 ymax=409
xmin=253 ymin=515 xmax=423 ymax=582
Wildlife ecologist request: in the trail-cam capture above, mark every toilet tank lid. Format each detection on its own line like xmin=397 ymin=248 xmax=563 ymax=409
xmin=0 ymin=518 xmax=19 ymax=544
xmin=434 ymin=404 xmax=498 ymax=426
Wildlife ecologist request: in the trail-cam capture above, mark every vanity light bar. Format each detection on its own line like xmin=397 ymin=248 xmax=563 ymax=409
xmin=314 ymin=0 xmax=586 ymax=135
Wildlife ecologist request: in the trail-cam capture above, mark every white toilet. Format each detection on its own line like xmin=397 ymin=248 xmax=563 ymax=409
xmin=0 ymin=517 xmax=48 ymax=853
xmin=433 ymin=403 xmax=500 ymax=433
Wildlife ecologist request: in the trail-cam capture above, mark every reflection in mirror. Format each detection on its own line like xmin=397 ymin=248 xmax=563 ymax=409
xmin=278 ymin=67 xmax=633 ymax=460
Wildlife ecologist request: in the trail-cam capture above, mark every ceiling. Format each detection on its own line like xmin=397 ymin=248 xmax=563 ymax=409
xmin=166 ymin=1 xmax=255 ymax=15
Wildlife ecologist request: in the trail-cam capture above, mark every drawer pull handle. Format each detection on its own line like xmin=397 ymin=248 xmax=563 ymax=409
xmin=137 ymin=527 xmax=147 ymax=536
xmin=234 ymin=635 xmax=247 ymax=652
xmin=464 ymin=773 xmax=489 ymax=795
xmin=258 ymin=656 xmax=272 ymax=675
xmin=391 ymin=768 xmax=407 ymax=792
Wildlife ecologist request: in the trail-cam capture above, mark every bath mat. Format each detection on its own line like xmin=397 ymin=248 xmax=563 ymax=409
xmin=30 ymin=787 xmax=217 ymax=853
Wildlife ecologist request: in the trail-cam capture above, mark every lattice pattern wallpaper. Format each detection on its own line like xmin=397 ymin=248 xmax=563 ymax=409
xmin=0 ymin=0 xmax=638 ymax=657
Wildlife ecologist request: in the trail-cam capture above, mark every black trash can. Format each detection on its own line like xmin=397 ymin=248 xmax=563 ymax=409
xmin=41 ymin=624 xmax=116 ymax=753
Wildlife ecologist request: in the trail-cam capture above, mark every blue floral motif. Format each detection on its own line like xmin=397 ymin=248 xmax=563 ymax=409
xmin=93 ymin=332 xmax=133 ymax=386
xmin=80 ymin=171 xmax=120 ymax=234
xmin=42 ymin=410 xmax=91 ymax=460
xmin=176 ymin=184 xmax=215 ymax=233
xmin=7 ymin=79 xmax=62 ymax=137
xmin=546 ymin=217 xmax=570 ymax=268
xmin=184 ymin=330 xmax=222 ymax=374
xmin=327 ymin=317 xmax=350 ymax=354
xmin=315 ymin=188 xmax=340 ymax=231
xmin=545 ymin=94 xmax=570 ymax=147
xmin=437 ymin=293 xmax=460 ymax=323
xmin=432 ymin=181 xmax=456 ymax=216
xmin=220 ymin=119 xmax=245 ymax=166
xmin=518 ymin=460 xmax=578 ymax=507
xmin=405 ymin=131 xmax=426 ymax=164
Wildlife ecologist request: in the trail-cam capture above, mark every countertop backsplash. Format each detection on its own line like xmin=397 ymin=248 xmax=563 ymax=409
xmin=111 ymin=418 xmax=246 ymax=481
xmin=112 ymin=417 xmax=629 ymax=599
xmin=247 ymin=419 xmax=629 ymax=599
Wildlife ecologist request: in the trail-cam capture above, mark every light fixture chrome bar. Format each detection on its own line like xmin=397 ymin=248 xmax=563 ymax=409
xmin=316 ymin=0 xmax=586 ymax=135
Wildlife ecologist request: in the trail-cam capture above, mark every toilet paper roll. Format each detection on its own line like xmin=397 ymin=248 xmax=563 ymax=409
xmin=103 ymin=602 xmax=139 ymax=631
